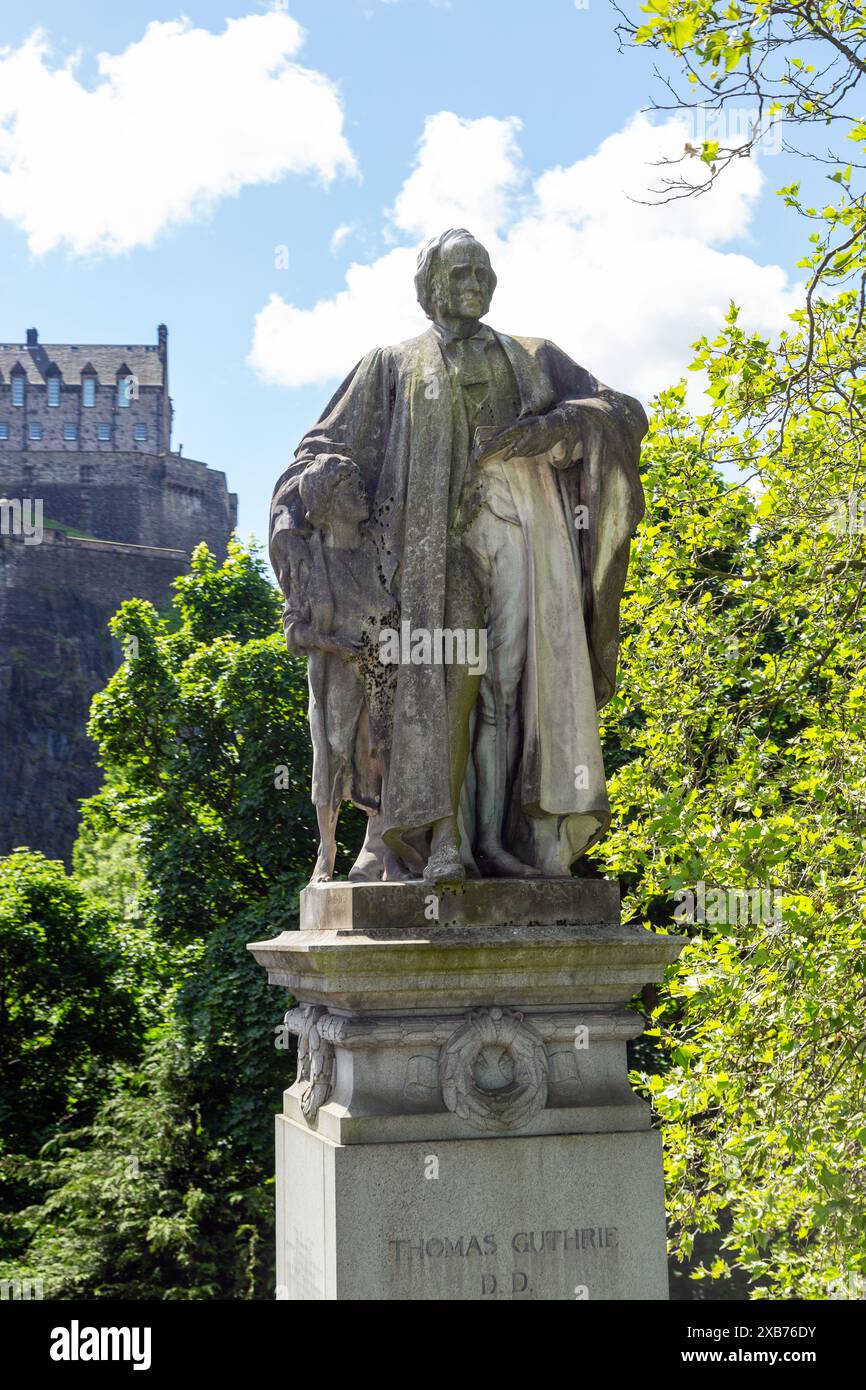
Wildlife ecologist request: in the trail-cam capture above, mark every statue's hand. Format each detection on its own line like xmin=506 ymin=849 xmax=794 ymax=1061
xmin=476 ymin=408 xmax=582 ymax=465
xmin=271 ymin=529 xmax=310 ymax=597
xmin=318 ymin=632 xmax=364 ymax=658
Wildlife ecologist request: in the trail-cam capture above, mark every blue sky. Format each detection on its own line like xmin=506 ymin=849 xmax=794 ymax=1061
xmin=0 ymin=1 xmax=815 ymax=539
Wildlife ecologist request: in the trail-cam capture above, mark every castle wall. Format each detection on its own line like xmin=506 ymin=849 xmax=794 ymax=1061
xmin=0 ymin=532 xmax=198 ymax=863
xmin=0 ymin=452 xmax=237 ymax=552
xmin=0 ymin=327 xmax=237 ymax=864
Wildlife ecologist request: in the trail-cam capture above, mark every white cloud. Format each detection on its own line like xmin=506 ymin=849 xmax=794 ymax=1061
xmin=388 ymin=111 xmax=524 ymax=245
xmin=252 ymin=248 xmax=423 ymax=387
xmin=249 ymin=110 xmax=799 ymax=399
xmin=330 ymin=222 xmax=356 ymax=253
xmin=0 ymin=14 xmax=356 ymax=256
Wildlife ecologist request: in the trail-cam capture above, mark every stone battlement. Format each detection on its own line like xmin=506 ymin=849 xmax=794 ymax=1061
xmin=0 ymin=449 xmax=236 ymax=552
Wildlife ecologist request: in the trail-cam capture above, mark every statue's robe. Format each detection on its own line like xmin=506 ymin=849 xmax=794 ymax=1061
xmin=270 ymin=324 xmax=646 ymax=870
xmin=282 ymin=529 xmax=395 ymax=820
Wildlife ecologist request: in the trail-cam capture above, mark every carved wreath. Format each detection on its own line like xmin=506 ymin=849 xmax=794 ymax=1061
xmin=438 ymin=1007 xmax=548 ymax=1132
xmin=295 ymin=1004 xmax=335 ymax=1123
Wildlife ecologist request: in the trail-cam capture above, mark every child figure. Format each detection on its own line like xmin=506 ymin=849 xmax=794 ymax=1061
xmin=284 ymin=453 xmax=405 ymax=884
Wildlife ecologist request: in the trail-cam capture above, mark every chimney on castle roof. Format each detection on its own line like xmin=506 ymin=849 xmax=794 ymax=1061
xmin=157 ymin=324 xmax=170 ymax=452
xmin=26 ymin=328 xmax=38 ymax=346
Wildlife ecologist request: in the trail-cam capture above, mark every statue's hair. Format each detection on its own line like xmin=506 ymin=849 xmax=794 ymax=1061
xmin=299 ymin=453 xmax=363 ymax=529
xmin=414 ymin=229 xmax=496 ymax=318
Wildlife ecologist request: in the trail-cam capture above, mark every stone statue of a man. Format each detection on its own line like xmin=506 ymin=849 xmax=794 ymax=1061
xmin=270 ymin=229 xmax=646 ymax=886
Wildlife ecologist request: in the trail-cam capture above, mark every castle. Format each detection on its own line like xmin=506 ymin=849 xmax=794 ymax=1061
xmin=0 ymin=326 xmax=237 ymax=863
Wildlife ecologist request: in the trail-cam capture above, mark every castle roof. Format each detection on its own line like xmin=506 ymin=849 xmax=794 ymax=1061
xmin=0 ymin=342 xmax=165 ymax=387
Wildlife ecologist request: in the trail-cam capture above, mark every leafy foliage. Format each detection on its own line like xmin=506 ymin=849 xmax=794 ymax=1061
xmin=6 ymin=6 xmax=866 ymax=1299
xmin=0 ymin=850 xmax=142 ymax=1158
xmin=618 ymin=1 xmax=866 ymax=188
xmin=8 ymin=1033 xmax=274 ymax=1301
xmin=1 ymin=541 xmax=311 ymax=1298
xmin=597 ymin=0 xmax=866 ymax=1299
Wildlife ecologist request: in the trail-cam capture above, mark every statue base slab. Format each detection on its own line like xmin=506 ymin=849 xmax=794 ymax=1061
xmin=248 ymin=878 xmax=683 ymax=1301
xmin=276 ymin=1120 xmax=669 ymax=1301
xmin=297 ymin=875 xmax=620 ymax=932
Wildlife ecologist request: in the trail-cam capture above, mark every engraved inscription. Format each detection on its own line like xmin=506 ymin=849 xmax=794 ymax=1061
xmin=388 ymin=1225 xmax=619 ymax=1299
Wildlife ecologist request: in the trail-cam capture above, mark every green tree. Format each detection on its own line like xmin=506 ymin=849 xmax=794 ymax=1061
xmin=594 ymin=0 xmax=866 ymax=1298
xmin=8 ymin=1032 xmax=274 ymax=1300
xmin=0 ymin=849 xmax=142 ymax=1158
xmin=3 ymin=540 xmax=318 ymax=1298
xmin=617 ymin=1 xmax=865 ymax=183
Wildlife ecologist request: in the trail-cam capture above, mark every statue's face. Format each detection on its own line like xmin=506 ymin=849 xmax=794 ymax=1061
xmin=432 ymin=238 xmax=494 ymax=324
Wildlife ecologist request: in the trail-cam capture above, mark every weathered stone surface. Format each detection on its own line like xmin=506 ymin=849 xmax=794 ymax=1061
xmin=299 ymin=875 xmax=620 ymax=931
xmin=248 ymin=915 xmax=681 ymax=1013
xmin=249 ymin=885 xmax=683 ymax=1151
xmin=270 ymin=230 xmax=646 ymax=886
xmin=280 ymin=999 xmax=650 ymax=1144
xmin=276 ymin=1120 xmax=669 ymax=1301
xmin=254 ymin=878 xmax=682 ymax=1299
xmin=253 ymin=225 xmax=675 ymax=1299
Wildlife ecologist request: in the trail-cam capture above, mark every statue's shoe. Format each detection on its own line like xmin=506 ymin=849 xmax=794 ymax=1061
xmin=422 ymin=845 xmax=466 ymax=886
xmin=348 ymin=847 xmax=384 ymax=882
xmin=348 ymin=864 xmax=383 ymax=882
xmin=476 ymin=848 xmax=542 ymax=879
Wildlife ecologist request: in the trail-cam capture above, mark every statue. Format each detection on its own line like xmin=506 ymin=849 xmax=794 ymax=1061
xmin=270 ymin=229 xmax=647 ymax=886
xmin=280 ymin=452 xmax=404 ymax=884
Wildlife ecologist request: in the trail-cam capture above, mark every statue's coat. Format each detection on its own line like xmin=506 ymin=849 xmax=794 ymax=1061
xmin=270 ymin=325 xmax=646 ymax=865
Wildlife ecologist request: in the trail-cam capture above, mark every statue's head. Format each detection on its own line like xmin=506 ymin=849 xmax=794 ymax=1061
xmin=415 ymin=229 xmax=496 ymax=327
xmin=299 ymin=454 xmax=368 ymax=530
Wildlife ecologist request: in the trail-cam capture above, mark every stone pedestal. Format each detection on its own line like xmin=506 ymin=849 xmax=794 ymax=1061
xmin=248 ymin=879 xmax=683 ymax=1302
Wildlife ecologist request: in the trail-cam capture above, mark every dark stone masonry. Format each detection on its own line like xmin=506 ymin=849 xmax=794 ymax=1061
xmin=0 ymin=326 xmax=237 ymax=863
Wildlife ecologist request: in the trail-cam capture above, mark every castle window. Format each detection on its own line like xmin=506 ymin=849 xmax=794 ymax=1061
xmin=82 ymin=378 xmax=96 ymax=407
xmin=64 ymin=422 xmax=78 ymax=441
xmin=98 ymin=423 xmax=111 ymax=441
xmin=47 ymin=377 xmax=61 ymax=407
xmin=29 ymin=422 xmax=42 ymax=440
xmin=80 ymin=464 xmax=93 ymax=484
xmin=0 ymin=423 xmax=8 ymax=440
xmin=11 ymin=376 xmax=25 ymax=406
xmin=134 ymin=423 xmax=148 ymax=441
xmin=117 ymin=378 xmax=133 ymax=407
